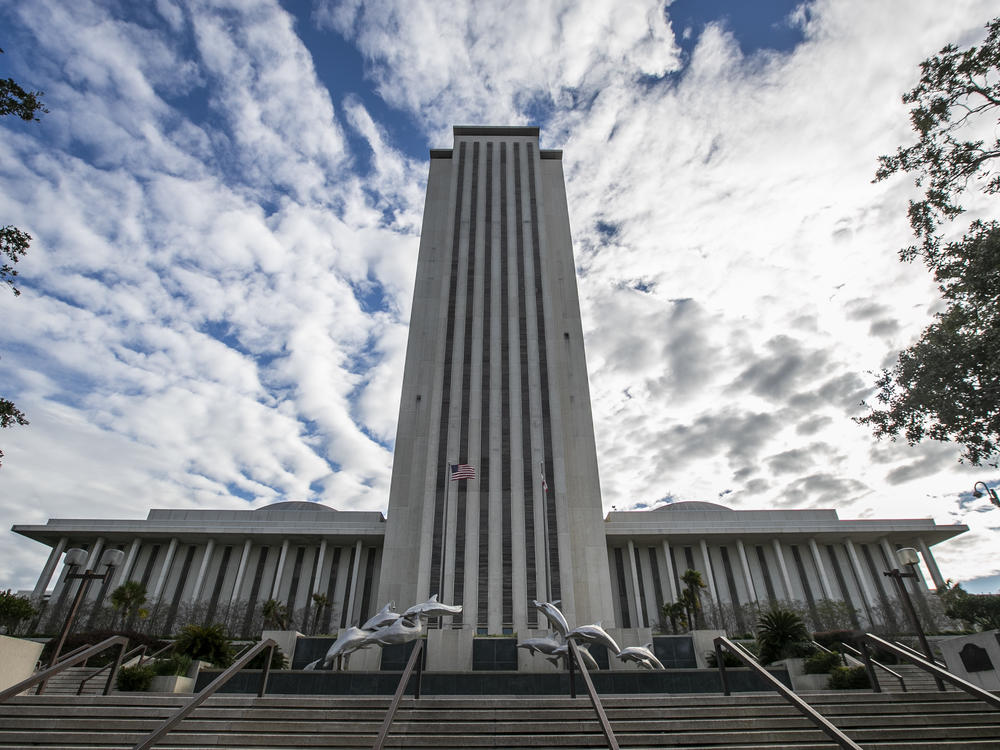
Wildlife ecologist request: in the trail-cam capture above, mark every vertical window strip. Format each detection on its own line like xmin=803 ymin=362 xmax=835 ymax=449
xmin=755 ymin=545 xmax=777 ymax=602
xmin=341 ymin=546 xmax=357 ymax=629
xmin=790 ymin=545 xmax=818 ymax=624
xmin=614 ymin=548 xmax=631 ymax=628
xmin=242 ymin=546 xmax=269 ymax=637
xmin=500 ymin=143 xmax=513 ymax=626
xmin=478 ymin=142 xmax=493 ymax=628
xmin=323 ymin=547 xmax=342 ymax=633
xmin=287 ymin=546 xmax=305 ymax=611
xmin=163 ymin=545 xmax=196 ymax=634
xmin=430 ymin=142 xmax=467 ymax=602
xmin=719 ymin=546 xmax=745 ymax=632
xmin=360 ymin=548 xmax=377 ymax=623
xmin=826 ymin=544 xmax=860 ymax=628
xmin=647 ymin=547 xmax=664 ymax=616
xmin=525 ymin=142 xmax=560 ymax=600
xmin=205 ymin=545 xmax=232 ymax=624
xmin=452 ymin=141 xmax=480 ymax=625
xmin=635 ymin=549 xmax=649 ymax=628
xmin=514 ymin=142 xmax=537 ymax=618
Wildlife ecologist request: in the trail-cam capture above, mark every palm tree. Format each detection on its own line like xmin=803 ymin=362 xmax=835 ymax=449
xmin=661 ymin=601 xmax=688 ymax=633
xmin=109 ymin=581 xmax=147 ymax=629
xmin=756 ymin=607 xmax=811 ymax=665
xmin=681 ymin=569 xmax=707 ymax=628
xmin=310 ymin=593 xmax=329 ymax=634
xmin=262 ymin=599 xmax=290 ymax=630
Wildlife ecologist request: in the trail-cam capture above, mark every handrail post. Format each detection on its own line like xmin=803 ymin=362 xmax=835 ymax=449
xmin=859 ymin=639 xmax=881 ymax=693
xmin=413 ymin=642 xmax=422 ymax=699
xmin=566 ymin=640 xmax=619 ymax=750
xmin=715 ymin=640 xmax=730 ymax=696
xmin=372 ymin=638 xmax=425 ymax=750
xmin=258 ymin=644 xmax=274 ymax=697
xmin=103 ymin=640 xmax=128 ymax=696
xmin=568 ymin=646 xmax=576 ymax=698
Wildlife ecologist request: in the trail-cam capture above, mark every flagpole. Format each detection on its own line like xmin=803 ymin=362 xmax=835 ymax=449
xmin=439 ymin=461 xmax=450 ymax=608
xmin=540 ymin=459 xmax=552 ymax=604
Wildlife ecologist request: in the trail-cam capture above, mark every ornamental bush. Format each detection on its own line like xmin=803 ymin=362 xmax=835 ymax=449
xmin=173 ymin=624 xmax=233 ymax=667
xmin=827 ymin=665 xmax=870 ymax=690
xmin=804 ymin=650 xmax=843 ymax=674
xmin=116 ymin=664 xmax=154 ymax=692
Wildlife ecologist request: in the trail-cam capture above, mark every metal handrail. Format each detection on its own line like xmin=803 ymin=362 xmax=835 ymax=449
xmin=566 ymin=640 xmax=620 ymax=750
xmin=76 ymin=643 xmax=148 ymax=695
xmin=131 ymin=637 xmax=277 ymax=750
xmin=0 ymin=636 xmax=129 ymax=702
xmin=860 ymin=633 xmax=1000 ymax=709
xmin=372 ymin=639 xmax=425 ymax=750
xmin=54 ymin=643 xmax=94 ymax=665
xmin=713 ymin=636 xmax=863 ymax=750
xmin=137 ymin=641 xmax=175 ymax=668
xmin=839 ymin=643 xmax=906 ymax=692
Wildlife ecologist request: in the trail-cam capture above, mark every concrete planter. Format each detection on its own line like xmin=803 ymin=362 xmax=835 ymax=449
xmin=781 ymin=657 xmax=832 ymax=692
xmin=148 ymin=674 xmax=194 ymax=693
xmin=0 ymin=634 xmax=44 ymax=692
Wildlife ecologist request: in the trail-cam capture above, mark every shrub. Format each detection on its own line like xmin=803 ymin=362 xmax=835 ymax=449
xmin=756 ymin=608 xmax=814 ymax=665
xmin=827 ymin=665 xmax=870 ymax=690
xmin=705 ymin=649 xmax=743 ymax=668
xmin=173 ymin=624 xmax=233 ymax=667
xmin=804 ymin=650 xmax=843 ymax=674
xmin=116 ymin=664 xmax=154 ymax=692
xmin=247 ymin=645 xmax=288 ymax=670
xmin=151 ymin=653 xmax=192 ymax=677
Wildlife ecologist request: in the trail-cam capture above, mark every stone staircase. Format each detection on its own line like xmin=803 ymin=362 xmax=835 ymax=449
xmin=30 ymin=666 xmax=110 ymax=696
xmin=0 ymin=689 xmax=998 ymax=749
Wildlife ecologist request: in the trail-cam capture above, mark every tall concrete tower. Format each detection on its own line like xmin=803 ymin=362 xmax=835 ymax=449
xmin=379 ymin=126 xmax=613 ymax=638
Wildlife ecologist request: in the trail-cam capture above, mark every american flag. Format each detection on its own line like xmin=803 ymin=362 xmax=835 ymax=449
xmin=450 ymin=464 xmax=476 ymax=481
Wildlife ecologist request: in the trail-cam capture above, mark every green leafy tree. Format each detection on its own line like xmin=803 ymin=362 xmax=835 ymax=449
xmin=173 ymin=623 xmax=233 ymax=667
xmin=0 ymin=588 xmax=37 ymax=634
xmin=859 ymin=18 xmax=1000 ymax=465
xmin=0 ymin=48 xmax=46 ymax=467
xmin=109 ymin=581 xmax=147 ymax=629
xmin=938 ymin=581 xmax=1000 ymax=630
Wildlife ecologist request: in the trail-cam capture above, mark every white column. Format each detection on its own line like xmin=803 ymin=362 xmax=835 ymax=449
xmin=271 ymin=539 xmax=290 ymax=600
xmin=698 ymin=539 xmax=718 ymax=603
xmin=230 ymin=540 xmax=253 ymax=604
xmin=917 ymin=537 xmax=945 ymax=589
xmin=115 ymin=538 xmax=142 ymax=588
xmin=189 ymin=539 xmax=216 ymax=603
xmin=312 ymin=539 xmax=328 ymax=595
xmin=808 ymin=538 xmax=835 ymax=599
xmin=844 ymin=539 xmax=877 ymax=612
xmin=626 ymin=540 xmax=642 ymax=627
xmin=772 ymin=539 xmax=794 ymax=600
xmin=735 ymin=539 xmax=758 ymax=604
xmin=344 ymin=540 xmax=363 ymax=626
xmin=32 ymin=537 xmax=67 ymax=599
xmin=151 ymin=538 xmax=179 ymax=601
xmin=661 ymin=540 xmax=677 ymax=601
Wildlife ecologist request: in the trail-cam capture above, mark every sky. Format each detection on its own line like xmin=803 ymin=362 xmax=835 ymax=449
xmin=1 ymin=0 xmax=998 ymax=596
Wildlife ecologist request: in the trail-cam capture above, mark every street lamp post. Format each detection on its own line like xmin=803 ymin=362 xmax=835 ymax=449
xmin=46 ymin=547 xmax=125 ymax=670
xmin=883 ymin=546 xmax=944 ymax=691
xmin=972 ymin=481 xmax=1000 ymax=507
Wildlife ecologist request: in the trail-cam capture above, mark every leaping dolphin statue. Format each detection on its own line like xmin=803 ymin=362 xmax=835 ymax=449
xmin=401 ymin=594 xmax=463 ymax=619
xmin=617 ymin=643 xmax=664 ymax=670
xmin=566 ymin=622 xmax=621 ymax=655
xmin=363 ymin=616 xmax=423 ymax=647
xmin=318 ymin=626 xmax=374 ymax=668
xmin=517 ymin=634 xmax=563 ymax=657
xmin=531 ymin=600 xmax=570 ymax=637
xmin=361 ymin=601 xmax=400 ymax=631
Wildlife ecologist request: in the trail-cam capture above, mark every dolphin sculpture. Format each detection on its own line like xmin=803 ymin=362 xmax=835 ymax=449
xmin=617 ymin=643 xmax=664 ymax=670
xmin=544 ymin=644 xmax=568 ymax=669
xmin=361 ymin=601 xmax=400 ymax=631
xmin=531 ymin=599 xmax=570 ymax=637
xmin=517 ymin=634 xmax=563 ymax=657
xmin=401 ymin=594 xmax=463 ymax=619
xmin=574 ymin=644 xmax=600 ymax=671
xmin=319 ymin=626 xmax=374 ymax=668
xmin=566 ymin=622 xmax=621 ymax=655
xmin=364 ymin=616 xmax=424 ymax=647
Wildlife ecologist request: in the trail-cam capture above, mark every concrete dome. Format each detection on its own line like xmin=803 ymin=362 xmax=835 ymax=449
xmin=254 ymin=501 xmax=336 ymax=512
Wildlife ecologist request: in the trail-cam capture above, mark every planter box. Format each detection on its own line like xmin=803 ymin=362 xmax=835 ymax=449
xmin=781 ymin=657 xmax=833 ymax=692
xmin=0 ymin=635 xmax=44 ymax=692
xmin=148 ymin=675 xmax=194 ymax=693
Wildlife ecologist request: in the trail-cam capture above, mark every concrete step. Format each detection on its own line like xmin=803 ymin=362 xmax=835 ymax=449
xmin=0 ymin=689 xmax=996 ymax=749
